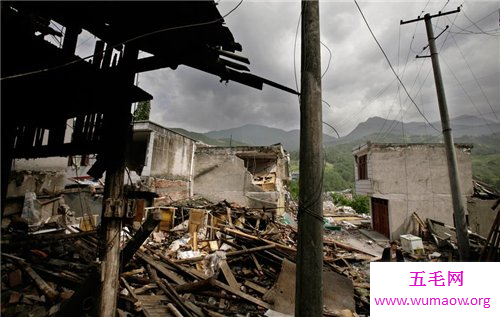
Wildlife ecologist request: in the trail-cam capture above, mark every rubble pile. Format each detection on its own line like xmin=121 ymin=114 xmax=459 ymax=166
xmin=1 ymin=229 xmax=99 ymax=317
xmin=1 ymin=198 xmax=374 ymax=317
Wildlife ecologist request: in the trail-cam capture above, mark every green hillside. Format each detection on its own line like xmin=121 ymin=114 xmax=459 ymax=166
xmin=472 ymin=153 xmax=500 ymax=189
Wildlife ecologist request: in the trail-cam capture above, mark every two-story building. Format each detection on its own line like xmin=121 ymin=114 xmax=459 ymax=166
xmin=352 ymin=142 xmax=473 ymax=239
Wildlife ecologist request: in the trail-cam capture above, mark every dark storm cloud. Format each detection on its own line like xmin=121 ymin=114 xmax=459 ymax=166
xmin=132 ymin=0 xmax=499 ymax=136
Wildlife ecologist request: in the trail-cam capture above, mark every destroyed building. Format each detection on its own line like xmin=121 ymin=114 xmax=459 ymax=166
xmin=352 ymin=142 xmax=473 ymax=239
xmin=126 ymin=120 xmax=201 ymax=204
xmin=193 ymin=144 xmax=290 ymax=216
xmin=467 ymin=180 xmax=500 ymax=238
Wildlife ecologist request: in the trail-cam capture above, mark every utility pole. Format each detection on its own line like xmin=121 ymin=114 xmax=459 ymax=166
xmin=98 ymin=45 xmax=139 ymax=316
xmin=296 ymin=0 xmax=323 ymax=316
xmin=401 ymin=7 xmax=471 ymax=261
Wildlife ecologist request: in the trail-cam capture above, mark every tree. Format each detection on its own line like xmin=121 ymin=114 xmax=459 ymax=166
xmin=134 ymin=100 xmax=151 ymax=120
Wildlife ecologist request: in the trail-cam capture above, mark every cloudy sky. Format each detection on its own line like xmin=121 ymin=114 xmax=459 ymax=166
xmin=77 ymin=0 xmax=500 ymax=137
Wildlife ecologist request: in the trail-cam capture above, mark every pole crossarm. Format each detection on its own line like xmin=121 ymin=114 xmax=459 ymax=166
xmin=400 ymin=7 xmax=460 ymax=25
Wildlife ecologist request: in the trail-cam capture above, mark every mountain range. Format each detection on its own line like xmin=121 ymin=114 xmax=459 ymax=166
xmin=173 ymin=115 xmax=500 ymax=151
xmin=169 ymin=115 xmax=500 ymax=189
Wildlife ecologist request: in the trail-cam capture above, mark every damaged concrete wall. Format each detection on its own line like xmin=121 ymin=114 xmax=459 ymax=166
xmin=11 ymin=156 xmax=95 ymax=193
xmin=194 ymin=147 xmax=262 ymax=207
xmin=128 ymin=121 xmax=198 ymax=203
xmin=354 ymin=143 xmax=473 ymax=239
xmin=7 ymin=170 xmax=67 ymax=198
xmin=193 ymin=145 xmax=289 ymax=213
xmin=467 ymin=197 xmax=498 ymax=237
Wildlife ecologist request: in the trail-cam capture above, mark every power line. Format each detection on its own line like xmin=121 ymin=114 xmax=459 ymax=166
xmin=463 ymin=9 xmax=496 ymax=34
xmin=444 ymin=10 xmax=500 ymax=36
xmin=448 ymin=33 xmax=500 ymax=123
xmin=441 ymin=58 xmax=495 ymax=134
xmin=320 ymin=41 xmax=332 ymax=78
xmin=1 ymin=0 xmax=244 ymax=81
xmin=353 ymin=0 xmax=440 ymax=133
xmin=293 ymin=8 xmax=340 ymax=139
xmin=440 ymin=0 xmax=451 ymax=12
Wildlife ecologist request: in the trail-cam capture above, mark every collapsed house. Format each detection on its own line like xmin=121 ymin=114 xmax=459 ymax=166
xmin=352 ymin=142 xmax=473 ymax=239
xmin=126 ymin=120 xmax=201 ymax=204
xmin=467 ymin=180 xmax=500 ymax=238
xmin=194 ymin=145 xmax=290 ymax=216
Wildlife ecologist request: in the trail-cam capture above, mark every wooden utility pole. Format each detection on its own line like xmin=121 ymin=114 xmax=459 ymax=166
xmin=401 ymin=7 xmax=470 ymax=261
xmin=296 ymin=0 xmax=323 ymax=316
xmin=99 ymin=45 xmax=139 ymax=317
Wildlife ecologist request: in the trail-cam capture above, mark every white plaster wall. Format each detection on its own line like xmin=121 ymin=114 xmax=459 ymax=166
xmin=370 ymin=145 xmax=472 ymax=196
xmin=384 ymin=193 xmax=459 ymax=239
xmin=150 ymin=131 xmax=195 ymax=180
xmin=368 ymin=144 xmax=473 ymax=239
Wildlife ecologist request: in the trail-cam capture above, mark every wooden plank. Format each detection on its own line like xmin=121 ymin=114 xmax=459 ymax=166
xmin=167 ymin=303 xmax=184 ymax=317
xmin=243 ymin=280 xmax=268 ymax=295
xmin=242 ymin=245 xmax=263 ymax=274
xmin=219 ymin=259 xmax=239 ymax=290
xmin=223 ymin=227 xmax=295 ymax=252
xmin=137 ymin=251 xmax=185 ymax=285
xmin=2 ymin=253 xmax=59 ymax=301
xmin=210 ymin=279 xmax=271 ymax=309
xmin=145 ymin=245 xmax=208 ymax=280
xmin=146 ymin=265 xmax=194 ymax=317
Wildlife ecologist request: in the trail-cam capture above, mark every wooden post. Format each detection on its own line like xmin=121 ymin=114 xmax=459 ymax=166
xmin=98 ymin=45 xmax=138 ymax=317
xmin=296 ymin=0 xmax=324 ymax=316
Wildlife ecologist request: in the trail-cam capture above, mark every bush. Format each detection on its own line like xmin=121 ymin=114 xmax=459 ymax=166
xmin=331 ymin=192 xmax=369 ymax=214
xmin=289 ymin=180 xmax=299 ymax=201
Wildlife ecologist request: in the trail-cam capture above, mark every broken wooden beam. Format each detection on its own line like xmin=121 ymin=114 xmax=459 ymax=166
xmin=137 ymin=251 xmax=185 ymax=285
xmin=167 ymin=303 xmax=184 ymax=317
xmin=323 ymin=238 xmax=377 ymax=257
xmin=144 ymin=245 xmax=208 ymax=280
xmin=174 ymin=279 xmax=212 ymax=294
xmin=209 ymin=279 xmax=271 ymax=309
xmin=243 ymin=280 xmax=268 ymax=295
xmin=121 ymin=209 xmax=161 ymax=267
xmin=2 ymin=253 xmax=59 ymax=301
xmin=222 ymin=227 xmax=296 ymax=253
xmin=146 ymin=264 xmax=195 ymax=317
xmin=219 ymin=259 xmax=240 ymax=290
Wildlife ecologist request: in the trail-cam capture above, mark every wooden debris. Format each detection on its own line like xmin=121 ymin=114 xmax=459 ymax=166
xmin=1 ymin=197 xmax=378 ymax=316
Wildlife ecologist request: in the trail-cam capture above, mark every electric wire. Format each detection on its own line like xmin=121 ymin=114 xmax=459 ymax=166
xmin=445 ymin=14 xmax=500 ymax=36
xmin=448 ymin=33 xmax=500 ymax=123
xmin=463 ymin=9 xmax=498 ymax=35
xmin=321 ymin=40 xmax=332 ymax=78
xmin=293 ymin=6 xmax=340 ymax=140
xmin=354 ymin=0 xmax=440 ymax=133
xmin=374 ymin=1 xmax=434 ymax=142
xmin=1 ymin=0 xmax=244 ymax=81
xmin=442 ymin=57 xmax=496 ymax=133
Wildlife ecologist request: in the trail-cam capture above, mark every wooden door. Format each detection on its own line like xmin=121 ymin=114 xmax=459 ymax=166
xmin=372 ymin=197 xmax=390 ymax=238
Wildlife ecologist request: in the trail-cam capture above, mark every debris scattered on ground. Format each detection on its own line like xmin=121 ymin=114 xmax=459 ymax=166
xmin=2 ymin=193 xmax=496 ymax=316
